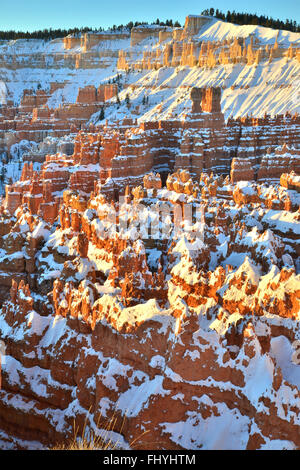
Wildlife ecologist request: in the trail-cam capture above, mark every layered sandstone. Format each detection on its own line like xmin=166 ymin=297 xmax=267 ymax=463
xmin=0 ymin=15 xmax=300 ymax=452
xmin=0 ymin=163 xmax=299 ymax=449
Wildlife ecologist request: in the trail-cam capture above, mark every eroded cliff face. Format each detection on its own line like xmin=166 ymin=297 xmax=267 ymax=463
xmin=0 ymin=162 xmax=299 ymax=449
xmin=1 ymin=14 xmax=300 ymax=117
xmin=0 ymin=15 xmax=299 ymax=451
xmin=2 ymin=85 xmax=299 ymax=208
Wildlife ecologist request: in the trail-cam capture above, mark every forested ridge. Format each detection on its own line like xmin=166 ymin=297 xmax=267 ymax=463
xmin=0 ymin=8 xmax=298 ymax=41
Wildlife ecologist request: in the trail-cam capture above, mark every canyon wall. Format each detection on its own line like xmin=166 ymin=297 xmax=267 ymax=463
xmin=0 ymin=15 xmax=299 ymax=450
xmin=0 ymin=165 xmax=299 ymax=449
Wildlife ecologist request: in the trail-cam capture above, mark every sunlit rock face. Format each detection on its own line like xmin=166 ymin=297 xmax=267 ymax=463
xmin=0 ymin=163 xmax=299 ymax=450
xmin=0 ymin=14 xmax=300 ymax=451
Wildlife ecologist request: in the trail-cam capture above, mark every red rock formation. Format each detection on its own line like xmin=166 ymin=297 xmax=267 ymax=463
xmin=280 ymin=171 xmax=300 ymax=193
xmin=0 ymin=163 xmax=300 ymax=450
xmin=230 ymin=157 xmax=255 ymax=183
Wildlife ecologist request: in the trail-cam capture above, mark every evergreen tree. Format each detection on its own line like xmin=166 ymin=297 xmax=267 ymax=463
xmin=99 ymin=107 xmax=105 ymax=120
xmin=0 ymin=166 xmax=5 ymax=184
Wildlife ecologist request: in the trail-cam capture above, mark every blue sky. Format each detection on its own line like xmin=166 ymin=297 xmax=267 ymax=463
xmin=0 ymin=0 xmax=299 ymax=31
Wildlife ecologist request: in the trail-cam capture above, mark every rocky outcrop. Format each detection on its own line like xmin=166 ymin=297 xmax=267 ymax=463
xmin=76 ymin=84 xmax=118 ymax=104
xmin=257 ymin=146 xmax=300 ymax=182
xmin=280 ymin=172 xmax=300 ymax=193
xmin=117 ymin=15 xmax=299 ymax=71
xmin=130 ymin=25 xmax=170 ymax=47
xmin=0 ymin=167 xmax=300 ymax=449
xmin=230 ymin=157 xmax=255 ymax=182
xmin=182 ymin=15 xmax=212 ymax=38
